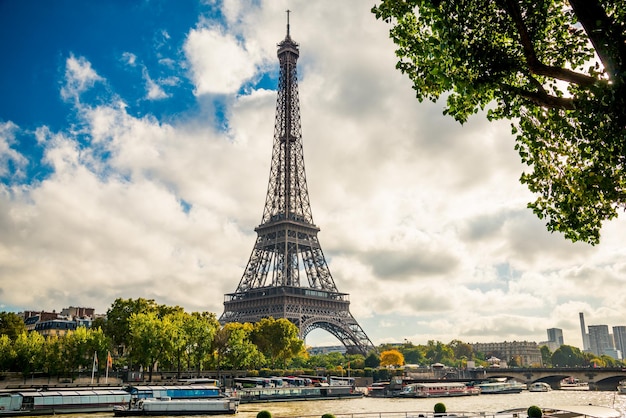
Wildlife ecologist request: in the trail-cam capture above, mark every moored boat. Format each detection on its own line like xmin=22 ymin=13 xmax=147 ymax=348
xmin=559 ymin=378 xmax=589 ymax=390
xmin=617 ymin=380 xmax=626 ymax=394
xmin=476 ymin=379 xmax=525 ymax=394
xmin=395 ymin=382 xmax=480 ymax=398
xmin=112 ymin=384 xmax=238 ymax=416
xmin=528 ymin=382 xmax=552 ymax=392
xmin=365 ymin=382 xmax=390 ymax=397
xmin=236 ymin=384 xmax=363 ymax=403
xmin=0 ymin=387 xmax=131 ymax=416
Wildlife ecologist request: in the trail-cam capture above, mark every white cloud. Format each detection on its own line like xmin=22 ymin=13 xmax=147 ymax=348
xmin=0 ymin=122 xmax=28 ymax=179
xmin=60 ymin=54 xmax=104 ymax=103
xmin=1 ymin=0 xmax=625 ymax=349
xmin=143 ymin=68 xmax=169 ymax=100
xmin=183 ymin=26 xmax=258 ymax=95
xmin=122 ymin=52 xmax=137 ymax=66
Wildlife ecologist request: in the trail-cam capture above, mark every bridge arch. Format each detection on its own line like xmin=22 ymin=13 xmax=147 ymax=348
xmin=471 ymin=367 xmax=626 ymax=391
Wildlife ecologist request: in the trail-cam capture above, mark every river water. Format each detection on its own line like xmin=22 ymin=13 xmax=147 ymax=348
xmin=18 ymin=390 xmax=626 ymax=418
xmin=234 ymin=390 xmax=626 ymax=417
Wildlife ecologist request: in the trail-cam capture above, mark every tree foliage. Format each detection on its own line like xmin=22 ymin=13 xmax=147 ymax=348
xmin=539 ymin=345 xmax=552 ymax=367
xmin=5 ymin=303 xmax=622 ymax=378
xmin=129 ymin=312 xmax=177 ymax=381
xmin=372 ymin=0 xmax=626 ymax=244
xmin=0 ymin=312 xmax=27 ymax=340
xmin=551 ymin=344 xmax=585 ymax=366
xmin=250 ymin=317 xmax=303 ymax=369
xmin=13 ymin=331 xmax=44 ymax=379
xmin=215 ymin=322 xmax=263 ymax=370
xmin=105 ymin=298 xmax=160 ymax=348
xmin=380 ymin=349 xmax=404 ymax=367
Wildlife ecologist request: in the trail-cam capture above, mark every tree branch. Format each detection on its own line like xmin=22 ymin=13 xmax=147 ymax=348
xmin=568 ymin=0 xmax=626 ymax=82
xmin=502 ymin=0 xmax=597 ymax=87
xmin=504 ymin=84 xmax=576 ymax=110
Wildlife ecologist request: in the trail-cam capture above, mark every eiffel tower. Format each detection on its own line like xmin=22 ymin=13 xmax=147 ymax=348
xmin=220 ymin=13 xmax=375 ymax=355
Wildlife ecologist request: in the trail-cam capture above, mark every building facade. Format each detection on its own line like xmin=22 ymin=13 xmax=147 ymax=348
xmin=546 ymin=328 xmax=564 ymax=351
xmin=472 ymin=341 xmax=543 ymax=367
xmin=587 ymin=324 xmax=614 ymax=357
xmin=612 ymin=326 xmax=626 ymax=360
xmin=34 ymin=319 xmax=78 ymax=337
xmin=579 ymin=312 xmax=590 ymax=352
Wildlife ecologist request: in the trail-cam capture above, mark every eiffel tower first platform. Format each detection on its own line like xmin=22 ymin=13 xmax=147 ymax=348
xmin=219 ymin=15 xmax=375 ymax=355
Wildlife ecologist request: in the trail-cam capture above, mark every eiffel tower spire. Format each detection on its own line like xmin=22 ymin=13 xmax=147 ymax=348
xmin=220 ymin=13 xmax=375 ymax=355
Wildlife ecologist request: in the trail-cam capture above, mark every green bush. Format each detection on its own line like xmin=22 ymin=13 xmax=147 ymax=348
xmin=322 ymin=414 xmax=336 ymax=418
xmin=527 ymin=406 xmax=542 ymax=418
xmin=257 ymin=410 xmax=272 ymax=418
xmin=434 ymin=402 xmax=446 ymax=413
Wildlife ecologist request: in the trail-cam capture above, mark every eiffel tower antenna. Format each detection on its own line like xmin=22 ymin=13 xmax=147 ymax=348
xmin=220 ymin=13 xmax=375 ymax=355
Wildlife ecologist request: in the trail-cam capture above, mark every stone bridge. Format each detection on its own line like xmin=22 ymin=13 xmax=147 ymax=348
xmin=468 ymin=367 xmax=626 ymax=391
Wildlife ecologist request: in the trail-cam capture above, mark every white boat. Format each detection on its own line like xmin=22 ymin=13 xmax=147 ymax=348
xmin=528 ymin=382 xmax=552 ymax=392
xmin=476 ymin=379 xmax=525 ymax=394
xmin=396 ymin=382 xmax=480 ymax=398
xmin=617 ymin=380 xmax=626 ymax=394
xmin=0 ymin=387 xmax=131 ymax=416
xmin=112 ymin=385 xmax=238 ymax=416
xmin=559 ymin=378 xmax=589 ymax=390
xmin=236 ymin=384 xmax=362 ymax=403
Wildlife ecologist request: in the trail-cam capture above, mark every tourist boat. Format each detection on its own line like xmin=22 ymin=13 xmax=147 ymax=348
xmin=0 ymin=387 xmax=131 ymax=416
xmin=617 ymin=380 xmax=626 ymax=394
xmin=528 ymin=382 xmax=552 ymax=392
xmin=112 ymin=384 xmax=238 ymax=416
xmin=236 ymin=383 xmax=363 ymax=403
xmin=559 ymin=378 xmax=589 ymax=390
xmin=395 ymin=382 xmax=480 ymax=398
xmin=365 ymin=382 xmax=390 ymax=397
xmin=475 ymin=379 xmax=525 ymax=394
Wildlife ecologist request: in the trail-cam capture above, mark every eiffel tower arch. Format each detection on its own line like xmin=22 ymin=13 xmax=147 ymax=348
xmin=220 ymin=14 xmax=375 ymax=355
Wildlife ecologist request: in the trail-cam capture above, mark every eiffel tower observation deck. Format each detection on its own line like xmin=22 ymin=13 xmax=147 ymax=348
xmin=220 ymin=13 xmax=375 ymax=355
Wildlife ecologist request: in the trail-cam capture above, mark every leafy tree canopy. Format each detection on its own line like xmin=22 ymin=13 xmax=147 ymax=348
xmin=551 ymin=344 xmax=585 ymax=366
xmin=250 ymin=317 xmax=303 ymax=369
xmin=380 ymin=349 xmax=405 ymax=367
xmin=372 ymin=0 xmax=626 ymax=244
xmin=0 ymin=312 xmax=26 ymax=341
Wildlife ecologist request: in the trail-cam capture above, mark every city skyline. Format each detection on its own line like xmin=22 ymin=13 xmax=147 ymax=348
xmin=1 ymin=1 xmax=626 ymax=348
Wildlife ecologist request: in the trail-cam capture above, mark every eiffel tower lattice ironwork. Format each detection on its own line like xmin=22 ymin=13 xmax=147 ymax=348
xmin=220 ymin=14 xmax=375 ymax=355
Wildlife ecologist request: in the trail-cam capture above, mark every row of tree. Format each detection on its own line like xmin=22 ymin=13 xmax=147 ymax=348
xmin=541 ymin=344 xmax=624 ymax=368
xmin=1 ymin=299 xmax=624 ymax=382
xmin=0 ymin=300 xmax=307 ymax=381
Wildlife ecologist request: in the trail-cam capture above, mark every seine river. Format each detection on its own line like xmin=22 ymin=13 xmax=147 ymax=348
xmin=232 ymin=391 xmax=626 ymax=417
xmin=37 ymin=390 xmax=626 ymax=418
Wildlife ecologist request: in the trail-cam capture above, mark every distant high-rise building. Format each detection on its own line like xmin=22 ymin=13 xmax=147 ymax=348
xmin=546 ymin=328 xmax=564 ymax=351
xmin=613 ymin=326 xmax=626 ymax=360
xmin=588 ymin=324 xmax=613 ymax=356
xmin=579 ymin=312 xmax=590 ymax=351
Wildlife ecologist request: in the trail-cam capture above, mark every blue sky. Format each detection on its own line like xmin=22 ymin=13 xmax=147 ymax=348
xmin=1 ymin=0 xmax=625 ymax=348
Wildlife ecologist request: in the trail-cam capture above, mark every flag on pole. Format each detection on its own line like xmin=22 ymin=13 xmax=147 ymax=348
xmin=91 ymin=351 xmax=98 ymax=384
xmin=105 ymin=351 xmax=112 ymax=383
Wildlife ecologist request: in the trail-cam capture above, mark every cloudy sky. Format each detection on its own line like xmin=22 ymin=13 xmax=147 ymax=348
xmin=1 ymin=0 xmax=625 ymax=349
